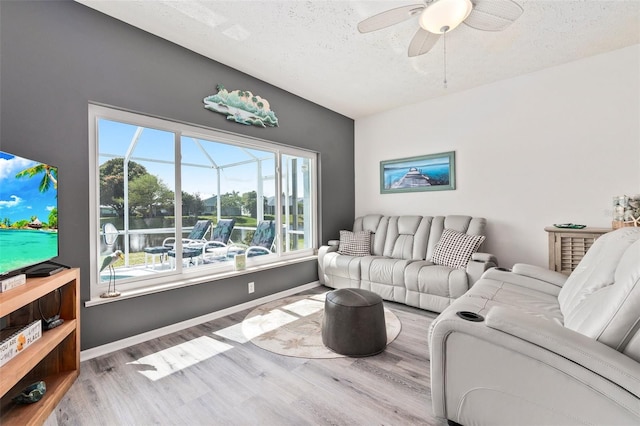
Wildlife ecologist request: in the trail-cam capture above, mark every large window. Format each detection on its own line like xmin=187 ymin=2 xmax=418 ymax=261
xmin=89 ymin=105 xmax=317 ymax=301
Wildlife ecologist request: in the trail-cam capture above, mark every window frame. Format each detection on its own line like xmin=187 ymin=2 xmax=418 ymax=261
xmin=88 ymin=104 xmax=318 ymax=303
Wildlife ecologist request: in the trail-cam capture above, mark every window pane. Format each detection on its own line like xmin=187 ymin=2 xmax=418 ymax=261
xmin=282 ymin=154 xmax=313 ymax=253
xmin=98 ymin=119 xmax=177 ymax=285
xmin=180 ymin=136 xmax=276 ymax=268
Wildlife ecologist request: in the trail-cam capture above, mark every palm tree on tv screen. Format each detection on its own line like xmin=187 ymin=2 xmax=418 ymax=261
xmin=15 ymin=163 xmax=58 ymax=193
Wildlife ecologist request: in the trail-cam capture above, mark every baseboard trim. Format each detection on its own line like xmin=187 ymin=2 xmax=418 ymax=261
xmin=80 ymin=281 xmax=322 ymax=361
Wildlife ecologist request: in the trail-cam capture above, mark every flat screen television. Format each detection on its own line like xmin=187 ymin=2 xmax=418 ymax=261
xmin=0 ymin=151 xmax=59 ymax=276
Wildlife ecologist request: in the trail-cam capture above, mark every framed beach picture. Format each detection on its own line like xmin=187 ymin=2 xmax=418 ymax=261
xmin=380 ymin=151 xmax=456 ymax=194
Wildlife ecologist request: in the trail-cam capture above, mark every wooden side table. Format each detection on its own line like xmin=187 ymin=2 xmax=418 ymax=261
xmin=545 ymin=227 xmax=612 ymax=275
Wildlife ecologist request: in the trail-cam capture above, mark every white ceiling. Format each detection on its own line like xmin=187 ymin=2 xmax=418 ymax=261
xmin=76 ymin=1 xmax=640 ymax=119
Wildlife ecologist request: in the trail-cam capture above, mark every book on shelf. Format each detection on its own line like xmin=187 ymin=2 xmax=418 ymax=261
xmin=0 ymin=320 xmax=42 ymax=367
xmin=0 ymin=273 xmax=26 ymax=292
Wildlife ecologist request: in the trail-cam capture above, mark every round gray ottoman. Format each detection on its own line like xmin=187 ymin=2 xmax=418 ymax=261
xmin=321 ymin=288 xmax=387 ymax=357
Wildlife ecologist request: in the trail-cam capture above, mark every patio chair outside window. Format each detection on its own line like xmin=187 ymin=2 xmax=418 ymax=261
xmin=169 ymin=218 xmax=236 ymax=267
xmin=227 ymin=220 xmax=276 ymax=258
xmin=144 ymin=219 xmax=211 ymax=268
xmin=201 ymin=219 xmax=236 ymax=262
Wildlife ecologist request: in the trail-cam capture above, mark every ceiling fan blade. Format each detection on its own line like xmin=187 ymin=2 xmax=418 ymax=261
xmin=408 ymin=28 xmax=440 ymax=57
xmin=464 ymin=0 xmax=524 ymax=32
xmin=357 ymin=4 xmax=426 ymax=33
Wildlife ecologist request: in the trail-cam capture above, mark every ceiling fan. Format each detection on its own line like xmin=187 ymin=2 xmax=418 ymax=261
xmin=358 ymin=0 xmax=524 ymax=57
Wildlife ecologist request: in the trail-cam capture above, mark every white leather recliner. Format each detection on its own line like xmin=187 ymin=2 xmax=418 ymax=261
xmin=429 ymin=227 xmax=640 ymax=425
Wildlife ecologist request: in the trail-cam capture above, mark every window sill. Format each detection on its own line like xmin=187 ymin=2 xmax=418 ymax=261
xmin=85 ymin=255 xmax=317 ymax=307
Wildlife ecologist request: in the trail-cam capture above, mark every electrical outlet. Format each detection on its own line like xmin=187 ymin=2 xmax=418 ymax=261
xmin=248 ymin=282 xmax=255 ymax=294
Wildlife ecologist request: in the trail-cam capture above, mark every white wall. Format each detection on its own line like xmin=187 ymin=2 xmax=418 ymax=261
xmin=355 ymin=45 xmax=640 ymax=268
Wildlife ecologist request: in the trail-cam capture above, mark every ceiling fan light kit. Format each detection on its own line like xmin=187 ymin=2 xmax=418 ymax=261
xmin=419 ymin=0 xmax=473 ymax=34
xmin=359 ymin=0 xmax=524 ymax=88
xmin=358 ymin=0 xmax=524 ymax=57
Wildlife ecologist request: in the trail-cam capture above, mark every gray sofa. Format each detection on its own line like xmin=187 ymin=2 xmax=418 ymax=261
xmin=318 ymin=214 xmax=497 ymax=313
xmin=429 ymin=227 xmax=640 ymax=425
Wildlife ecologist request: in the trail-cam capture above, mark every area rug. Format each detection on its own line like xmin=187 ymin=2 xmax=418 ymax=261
xmin=242 ymin=292 xmax=402 ymax=359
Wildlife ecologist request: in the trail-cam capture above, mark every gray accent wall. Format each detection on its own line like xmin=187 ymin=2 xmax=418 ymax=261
xmin=0 ymin=0 xmax=355 ymax=350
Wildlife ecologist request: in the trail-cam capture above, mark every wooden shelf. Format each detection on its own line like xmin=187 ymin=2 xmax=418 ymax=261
xmin=0 ymin=268 xmax=80 ymax=426
xmin=1 ymin=371 xmax=78 ymax=426
xmin=0 ymin=270 xmax=79 ymax=317
xmin=0 ymin=320 xmax=77 ymax=396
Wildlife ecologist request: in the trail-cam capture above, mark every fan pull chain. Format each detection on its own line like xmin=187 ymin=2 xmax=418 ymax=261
xmin=442 ymin=29 xmax=448 ymax=89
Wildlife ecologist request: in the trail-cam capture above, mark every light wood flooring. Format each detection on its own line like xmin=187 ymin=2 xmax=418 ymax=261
xmin=47 ymin=287 xmax=443 ymax=425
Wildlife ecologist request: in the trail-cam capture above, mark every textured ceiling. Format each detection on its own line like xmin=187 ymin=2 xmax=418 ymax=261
xmin=75 ymin=1 xmax=640 ymax=119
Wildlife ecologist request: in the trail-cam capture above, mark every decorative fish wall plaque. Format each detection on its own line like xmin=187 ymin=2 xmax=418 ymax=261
xmin=203 ymin=84 xmax=279 ymax=128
